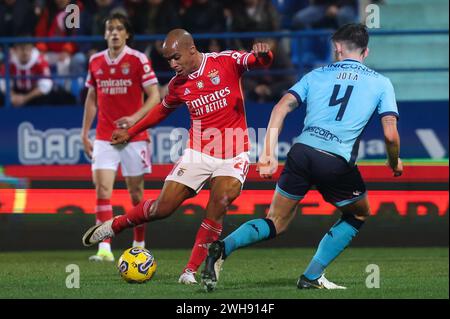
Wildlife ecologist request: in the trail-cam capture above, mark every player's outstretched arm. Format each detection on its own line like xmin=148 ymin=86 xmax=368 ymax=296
xmin=114 ymin=84 xmax=161 ymax=129
xmin=381 ymin=115 xmax=403 ymax=177
xmin=111 ymin=102 xmax=176 ymax=145
xmin=258 ymin=93 xmax=299 ymax=178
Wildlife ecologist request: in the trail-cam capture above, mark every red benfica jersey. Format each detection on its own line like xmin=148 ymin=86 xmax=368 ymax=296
xmin=163 ymin=50 xmax=265 ymax=159
xmin=85 ymin=46 xmax=158 ymax=142
xmin=5 ymin=48 xmax=52 ymax=92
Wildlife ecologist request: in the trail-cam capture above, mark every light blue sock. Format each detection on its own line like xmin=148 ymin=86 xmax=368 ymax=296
xmin=304 ymin=218 xmax=361 ymax=280
xmin=223 ymin=219 xmax=276 ymax=257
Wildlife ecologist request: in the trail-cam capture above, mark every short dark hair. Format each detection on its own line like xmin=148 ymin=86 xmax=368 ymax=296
xmin=13 ymin=33 xmax=33 ymax=47
xmin=104 ymin=12 xmax=134 ymax=45
xmin=331 ymin=23 xmax=369 ymax=52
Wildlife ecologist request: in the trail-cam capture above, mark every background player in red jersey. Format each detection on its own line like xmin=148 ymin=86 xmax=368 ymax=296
xmin=82 ymin=29 xmax=273 ymax=283
xmin=81 ymin=13 xmax=160 ymax=262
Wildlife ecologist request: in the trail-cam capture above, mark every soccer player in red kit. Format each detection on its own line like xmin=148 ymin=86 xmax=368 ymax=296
xmin=82 ymin=29 xmax=272 ymax=283
xmin=81 ymin=13 xmax=160 ymax=262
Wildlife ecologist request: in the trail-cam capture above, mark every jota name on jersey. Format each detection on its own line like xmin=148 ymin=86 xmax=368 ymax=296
xmin=336 ymin=72 xmax=359 ymax=81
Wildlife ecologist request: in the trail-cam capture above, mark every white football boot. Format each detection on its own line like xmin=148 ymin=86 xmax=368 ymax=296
xmin=178 ymin=269 xmax=198 ymax=285
xmin=297 ymin=274 xmax=347 ymax=289
xmin=82 ymin=219 xmax=115 ymax=247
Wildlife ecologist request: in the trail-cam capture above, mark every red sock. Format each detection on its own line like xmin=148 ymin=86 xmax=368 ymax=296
xmin=112 ymin=199 xmax=154 ymax=234
xmin=96 ymin=198 xmax=112 ymax=244
xmin=131 ymin=199 xmax=147 ymax=243
xmin=133 ymin=224 xmax=146 ymax=242
xmin=184 ymin=218 xmax=222 ymax=273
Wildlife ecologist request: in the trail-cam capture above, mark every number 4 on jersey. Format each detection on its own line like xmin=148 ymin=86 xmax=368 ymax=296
xmin=329 ymin=84 xmax=354 ymax=121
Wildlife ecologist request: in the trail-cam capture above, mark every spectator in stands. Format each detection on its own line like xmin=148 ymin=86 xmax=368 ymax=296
xmin=244 ymin=45 xmax=296 ymax=103
xmin=181 ymin=0 xmax=226 ymax=52
xmin=129 ymin=0 xmax=181 ymax=88
xmin=290 ymin=1 xmax=358 ymax=67
xmin=34 ymin=0 xmax=86 ymax=99
xmin=78 ymin=0 xmax=127 ymax=57
xmin=230 ymin=0 xmax=280 ymax=50
xmin=0 ymin=0 xmax=40 ymax=75
xmin=131 ymin=0 xmax=180 ymax=36
xmin=0 ymin=41 xmax=76 ymax=107
xmin=0 ymin=0 xmax=39 ymax=37
xmin=230 ymin=0 xmax=295 ymax=102
xmin=292 ymin=0 xmax=358 ymax=30
xmin=270 ymin=0 xmax=309 ymax=29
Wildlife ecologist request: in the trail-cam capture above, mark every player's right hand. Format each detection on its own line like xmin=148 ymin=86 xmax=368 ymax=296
xmin=257 ymin=155 xmax=278 ymax=179
xmin=392 ymin=158 xmax=403 ymax=177
xmin=111 ymin=129 xmax=130 ymax=145
xmin=391 ymin=158 xmax=403 ymax=177
xmin=82 ymin=136 xmax=93 ymax=159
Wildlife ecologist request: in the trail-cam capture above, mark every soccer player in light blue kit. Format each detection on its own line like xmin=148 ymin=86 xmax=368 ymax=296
xmin=201 ymin=23 xmax=403 ymax=291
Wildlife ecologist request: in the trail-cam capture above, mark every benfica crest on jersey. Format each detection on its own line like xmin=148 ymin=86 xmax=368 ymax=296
xmin=121 ymin=62 xmax=130 ymax=75
xmin=208 ymin=69 xmax=220 ymax=85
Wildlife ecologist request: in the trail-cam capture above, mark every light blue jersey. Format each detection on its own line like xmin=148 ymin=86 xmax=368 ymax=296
xmin=288 ymin=59 xmax=398 ymax=164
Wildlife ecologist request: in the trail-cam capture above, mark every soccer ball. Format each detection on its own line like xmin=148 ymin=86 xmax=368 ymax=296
xmin=117 ymin=247 xmax=157 ymax=283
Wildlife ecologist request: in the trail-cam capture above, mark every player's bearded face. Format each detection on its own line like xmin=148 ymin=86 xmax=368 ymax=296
xmin=105 ymin=20 xmax=129 ymax=49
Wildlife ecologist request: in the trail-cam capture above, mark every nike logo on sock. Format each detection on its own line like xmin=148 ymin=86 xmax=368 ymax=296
xmin=250 ymin=224 xmax=260 ymax=235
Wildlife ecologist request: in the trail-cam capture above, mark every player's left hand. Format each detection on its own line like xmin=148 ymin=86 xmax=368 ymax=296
xmin=252 ymin=42 xmax=270 ymax=58
xmin=114 ymin=116 xmax=137 ymax=130
xmin=257 ymin=155 xmax=278 ymax=179
xmin=111 ymin=129 xmax=130 ymax=145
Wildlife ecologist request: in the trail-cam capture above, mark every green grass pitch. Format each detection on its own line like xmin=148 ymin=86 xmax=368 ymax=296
xmin=0 ymin=248 xmax=447 ymax=299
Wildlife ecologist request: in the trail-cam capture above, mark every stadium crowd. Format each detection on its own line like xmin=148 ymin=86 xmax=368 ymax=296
xmin=0 ymin=0 xmax=377 ymax=107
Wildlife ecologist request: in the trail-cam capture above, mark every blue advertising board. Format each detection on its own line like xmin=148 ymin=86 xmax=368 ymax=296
xmin=0 ymin=101 xmax=448 ymax=165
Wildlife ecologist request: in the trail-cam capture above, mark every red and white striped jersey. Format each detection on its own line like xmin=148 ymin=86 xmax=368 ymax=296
xmin=5 ymin=48 xmax=52 ymax=94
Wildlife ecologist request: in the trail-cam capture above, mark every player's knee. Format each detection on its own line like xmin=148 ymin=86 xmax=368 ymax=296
xmin=211 ymin=191 xmax=239 ymax=211
xmin=95 ymin=183 xmax=112 ymax=198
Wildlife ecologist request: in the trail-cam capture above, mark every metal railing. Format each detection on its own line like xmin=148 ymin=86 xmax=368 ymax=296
xmin=1 ymin=29 xmax=448 ymax=108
